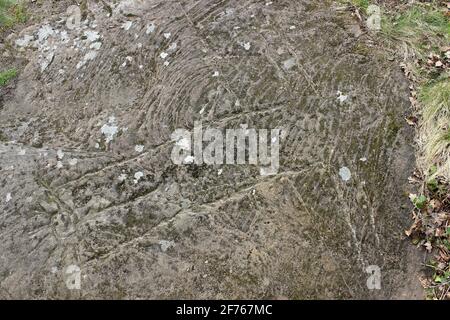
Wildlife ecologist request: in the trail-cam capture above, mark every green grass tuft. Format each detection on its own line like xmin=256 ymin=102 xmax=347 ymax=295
xmin=0 ymin=0 xmax=27 ymax=29
xmin=337 ymin=0 xmax=370 ymax=13
xmin=0 ymin=68 xmax=17 ymax=86
xmin=382 ymin=6 xmax=449 ymax=57
xmin=419 ymin=77 xmax=450 ymax=178
xmin=420 ymin=78 xmax=450 ymax=124
xmin=352 ymin=0 xmax=369 ymax=12
xmin=380 ymin=3 xmax=450 ymax=179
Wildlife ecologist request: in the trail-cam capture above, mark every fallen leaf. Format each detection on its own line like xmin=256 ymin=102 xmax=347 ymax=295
xmin=405 ymin=115 xmax=418 ymax=126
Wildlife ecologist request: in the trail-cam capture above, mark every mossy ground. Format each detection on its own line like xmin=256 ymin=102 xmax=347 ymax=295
xmin=338 ymin=0 xmax=450 ymax=300
xmin=374 ymin=0 xmax=449 ymax=300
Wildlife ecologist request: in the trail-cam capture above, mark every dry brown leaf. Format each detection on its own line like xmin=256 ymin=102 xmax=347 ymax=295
xmin=405 ymin=115 xmax=419 ymax=126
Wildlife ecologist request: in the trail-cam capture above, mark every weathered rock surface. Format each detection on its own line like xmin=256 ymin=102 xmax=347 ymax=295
xmin=0 ymin=0 xmax=422 ymax=299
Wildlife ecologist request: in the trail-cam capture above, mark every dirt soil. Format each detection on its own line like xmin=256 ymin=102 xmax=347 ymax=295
xmin=0 ymin=0 xmax=425 ymax=299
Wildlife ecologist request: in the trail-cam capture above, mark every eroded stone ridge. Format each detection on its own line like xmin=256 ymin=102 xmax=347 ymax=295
xmin=0 ymin=0 xmax=416 ymax=299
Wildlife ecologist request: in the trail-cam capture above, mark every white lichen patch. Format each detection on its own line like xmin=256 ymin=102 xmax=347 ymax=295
xmin=5 ymin=193 xmax=12 ymax=203
xmin=76 ymin=50 xmax=98 ymax=69
xmin=60 ymin=31 xmax=69 ymax=43
xmin=242 ymin=42 xmax=251 ymax=51
xmin=133 ymin=171 xmax=144 ymax=184
xmin=118 ymin=173 xmax=128 ymax=182
xmin=122 ymin=56 xmax=133 ymax=67
xmin=134 ymin=145 xmax=144 ymax=153
xmin=56 ymin=149 xmax=64 ymax=160
xmin=146 ymin=23 xmax=156 ymax=34
xmin=212 ymin=71 xmax=219 ymax=77
xmin=90 ymin=42 xmax=102 ymax=50
xmin=168 ymin=42 xmax=177 ymax=51
xmin=163 ymin=32 xmax=171 ymax=39
xmin=37 ymin=25 xmax=55 ymax=42
xmin=339 ymin=166 xmax=352 ymax=182
xmin=160 ymin=52 xmax=168 ymax=59
xmin=337 ymin=91 xmax=349 ymax=104
xmin=15 ymin=35 xmax=34 ymax=48
xmin=283 ymin=57 xmax=296 ymax=71
xmin=84 ymin=30 xmax=100 ymax=42
xmin=100 ymin=116 xmax=119 ymax=144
